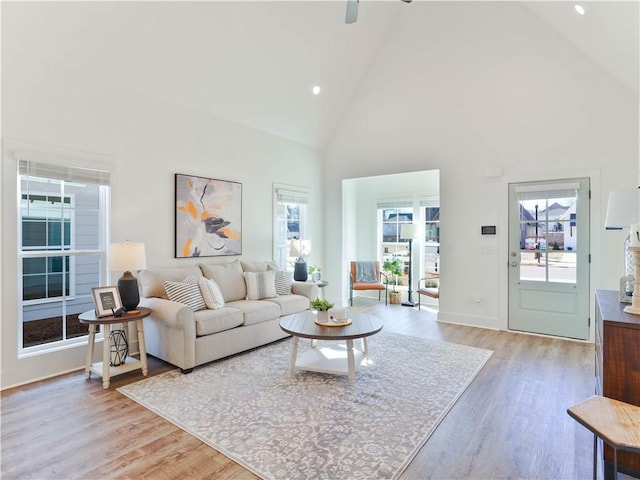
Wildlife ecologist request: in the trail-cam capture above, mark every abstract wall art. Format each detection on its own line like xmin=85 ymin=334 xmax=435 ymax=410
xmin=175 ymin=173 xmax=242 ymax=258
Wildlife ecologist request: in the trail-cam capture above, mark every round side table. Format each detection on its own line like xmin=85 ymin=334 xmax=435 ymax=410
xmin=79 ymin=307 xmax=151 ymax=389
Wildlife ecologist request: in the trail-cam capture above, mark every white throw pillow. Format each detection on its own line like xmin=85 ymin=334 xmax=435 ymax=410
xmin=163 ymin=281 xmax=206 ymax=312
xmin=274 ymin=270 xmax=293 ymax=295
xmin=244 ymin=271 xmax=277 ymax=300
xmin=198 ymin=277 xmax=225 ymax=309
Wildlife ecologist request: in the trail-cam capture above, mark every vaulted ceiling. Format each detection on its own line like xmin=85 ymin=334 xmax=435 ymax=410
xmin=2 ymin=1 xmax=638 ymax=149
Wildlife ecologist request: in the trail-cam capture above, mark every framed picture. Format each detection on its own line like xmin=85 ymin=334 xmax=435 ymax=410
xmin=92 ymin=286 xmax=123 ymax=317
xmin=175 ymin=173 xmax=242 ymax=258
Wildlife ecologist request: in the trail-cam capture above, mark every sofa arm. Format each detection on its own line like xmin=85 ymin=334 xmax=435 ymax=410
xmin=138 ymin=297 xmax=195 ymax=330
xmin=292 ymin=281 xmax=319 ymax=299
xmin=138 ymin=297 xmax=197 ymax=371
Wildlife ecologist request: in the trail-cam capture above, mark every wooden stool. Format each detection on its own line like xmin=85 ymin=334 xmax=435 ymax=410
xmin=567 ymin=396 xmax=640 ymax=480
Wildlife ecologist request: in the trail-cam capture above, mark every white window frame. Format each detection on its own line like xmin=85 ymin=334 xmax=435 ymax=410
xmin=273 ymin=184 xmax=310 ymax=271
xmin=17 ymin=158 xmax=111 ymax=356
xmin=377 ymin=197 xmax=440 ymax=287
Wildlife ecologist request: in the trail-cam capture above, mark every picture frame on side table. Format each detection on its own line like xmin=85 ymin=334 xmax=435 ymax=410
xmin=174 ymin=173 xmax=242 ymax=258
xmin=92 ymin=286 xmax=123 ymax=317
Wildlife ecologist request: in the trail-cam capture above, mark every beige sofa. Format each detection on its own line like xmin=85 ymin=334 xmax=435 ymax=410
xmin=138 ymin=260 xmax=318 ymax=372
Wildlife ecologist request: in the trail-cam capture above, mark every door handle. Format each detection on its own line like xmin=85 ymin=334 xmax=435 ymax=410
xmin=511 ymin=261 xmax=518 ymax=267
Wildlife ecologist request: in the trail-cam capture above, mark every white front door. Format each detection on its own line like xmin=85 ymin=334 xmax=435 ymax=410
xmin=508 ymin=179 xmax=590 ymax=340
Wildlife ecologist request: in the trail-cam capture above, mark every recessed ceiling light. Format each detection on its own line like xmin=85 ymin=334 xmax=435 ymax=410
xmin=312 ymin=86 xmax=321 ymax=95
xmin=574 ymin=4 xmax=585 ymax=15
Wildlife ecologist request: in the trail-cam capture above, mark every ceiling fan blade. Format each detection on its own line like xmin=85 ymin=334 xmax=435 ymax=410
xmin=400 ymin=0 xmax=412 ymax=3
xmin=345 ymin=0 xmax=358 ymax=24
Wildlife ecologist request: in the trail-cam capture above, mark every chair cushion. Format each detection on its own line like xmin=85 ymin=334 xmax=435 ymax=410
xmin=417 ymin=287 xmax=439 ymax=298
xmin=353 ymin=282 xmax=386 ymax=291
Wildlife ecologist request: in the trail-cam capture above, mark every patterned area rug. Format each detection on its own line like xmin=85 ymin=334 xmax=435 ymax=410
xmin=119 ymin=332 xmax=492 ymax=480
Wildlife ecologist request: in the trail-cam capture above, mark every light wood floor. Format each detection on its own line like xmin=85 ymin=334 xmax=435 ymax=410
xmin=2 ymin=299 xmax=601 ymax=479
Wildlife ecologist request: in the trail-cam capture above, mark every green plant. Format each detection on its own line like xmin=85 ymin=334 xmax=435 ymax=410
xmin=310 ymin=298 xmax=334 ymax=311
xmin=307 ymin=265 xmax=321 ymax=274
xmin=423 ymin=280 xmax=439 ymax=288
xmin=382 ymin=258 xmax=403 ymax=292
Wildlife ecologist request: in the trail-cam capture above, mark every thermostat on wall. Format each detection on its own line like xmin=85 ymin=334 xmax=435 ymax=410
xmin=481 ymin=225 xmax=496 ymax=235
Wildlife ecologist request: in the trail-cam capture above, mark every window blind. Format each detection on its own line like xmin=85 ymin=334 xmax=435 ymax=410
xmin=19 ymin=159 xmax=111 ymax=186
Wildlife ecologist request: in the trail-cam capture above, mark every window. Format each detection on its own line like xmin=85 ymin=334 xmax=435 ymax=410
xmin=18 ymin=159 xmax=110 ymax=351
xmin=379 ymin=202 xmax=413 ymax=287
xmin=378 ymin=199 xmax=440 ymax=288
xmin=423 ymin=205 xmax=440 ymax=274
xmin=273 ymin=185 xmax=309 ymax=270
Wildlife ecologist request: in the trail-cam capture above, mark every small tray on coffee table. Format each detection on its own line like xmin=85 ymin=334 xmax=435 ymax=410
xmin=315 ymin=318 xmax=352 ymax=327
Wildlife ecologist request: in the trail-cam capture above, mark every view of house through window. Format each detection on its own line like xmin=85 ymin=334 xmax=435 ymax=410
xmin=19 ymin=160 xmax=110 ymax=350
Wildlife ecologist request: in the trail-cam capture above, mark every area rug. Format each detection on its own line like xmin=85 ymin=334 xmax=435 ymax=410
xmin=118 ymin=332 xmax=492 ymax=480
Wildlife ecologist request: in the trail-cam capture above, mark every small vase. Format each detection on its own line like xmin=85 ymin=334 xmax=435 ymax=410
xmin=316 ymin=310 xmax=329 ymax=322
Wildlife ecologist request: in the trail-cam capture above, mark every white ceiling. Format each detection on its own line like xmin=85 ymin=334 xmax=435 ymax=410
xmin=2 ymin=1 xmax=638 ymax=149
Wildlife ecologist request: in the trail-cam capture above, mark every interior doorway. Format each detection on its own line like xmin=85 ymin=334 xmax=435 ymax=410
xmin=342 ymin=170 xmax=440 ymax=308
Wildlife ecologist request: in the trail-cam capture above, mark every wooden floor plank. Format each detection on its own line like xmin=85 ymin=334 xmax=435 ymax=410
xmin=1 ymin=300 xmax=608 ymax=479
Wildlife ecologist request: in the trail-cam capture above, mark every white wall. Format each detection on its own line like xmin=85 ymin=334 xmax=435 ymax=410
xmin=325 ymin=2 xmax=639 ymax=333
xmin=1 ymin=63 xmax=323 ymax=388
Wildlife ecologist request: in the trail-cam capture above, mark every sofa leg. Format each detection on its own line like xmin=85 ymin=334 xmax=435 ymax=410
xmin=181 ymin=368 xmax=193 ymax=374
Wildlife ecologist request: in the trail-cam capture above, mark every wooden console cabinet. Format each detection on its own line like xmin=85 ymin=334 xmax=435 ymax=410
xmin=595 ymin=290 xmax=640 ymax=478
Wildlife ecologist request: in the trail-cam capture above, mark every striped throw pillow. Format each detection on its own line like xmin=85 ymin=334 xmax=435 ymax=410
xmin=274 ymin=270 xmax=292 ymax=295
xmin=198 ymin=277 xmax=225 ymax=309
xmin=244 ymin=271 xmax=277 ymax=300
xmin=163 ymin=281 xmax=206 ymax=311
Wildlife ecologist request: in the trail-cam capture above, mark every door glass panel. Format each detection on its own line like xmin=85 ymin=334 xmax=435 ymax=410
xmin=517 ymin=188 xmax=577 ymax=284
xmin=548 ymin=252 xmax=577 ymax=283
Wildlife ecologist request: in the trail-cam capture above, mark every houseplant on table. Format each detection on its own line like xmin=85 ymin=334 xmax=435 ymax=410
xmin=310 ymin=298 xmax=334 ymax=322
xmin=383 ymin=257 xmax=403 ymax=304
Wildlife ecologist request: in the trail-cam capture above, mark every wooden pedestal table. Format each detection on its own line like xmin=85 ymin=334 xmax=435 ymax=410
xmin=79 ymin=307 xmax=151 ymax=389
xmin=279 ymin=311 xmax=383 ymax=384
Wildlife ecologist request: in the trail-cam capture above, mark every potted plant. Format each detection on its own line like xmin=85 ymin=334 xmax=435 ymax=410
xmin=383 ymin=258 xmax=403 ymax=304
xmin=310 ymin=298 xmax=334 ymax=322
xmin=308 ymin=265 xmax=322 ymax=282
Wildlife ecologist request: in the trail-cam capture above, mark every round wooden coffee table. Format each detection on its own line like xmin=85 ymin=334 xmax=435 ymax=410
xmin=279 ymin=311 xmax=383 ymax=384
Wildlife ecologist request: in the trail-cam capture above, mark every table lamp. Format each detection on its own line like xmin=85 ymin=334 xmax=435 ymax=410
xmin=605 ymin=188 xmax=640 ymax=311
xmin=110 ymin=241 xmax=147 ymax=311
xmin=401 ymin=223 xmax=417 ymax=307
xmin=290 ymin=239 xmax=311 ymax=282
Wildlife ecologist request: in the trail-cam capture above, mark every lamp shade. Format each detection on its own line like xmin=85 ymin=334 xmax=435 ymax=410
xmin=605 ymin=189 xmax=640 ymax=230
xmin=400 ymin=223 xmax=417 ymax=240
xmin=289 ymin=239 xmax=311 ymax=258
xmin=110 ymin=242 xmax=147 ymax=272
xmin=110 ymin=241 xmax=147 ymax=311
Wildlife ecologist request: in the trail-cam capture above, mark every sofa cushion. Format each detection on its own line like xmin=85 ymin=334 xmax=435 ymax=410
xmin=163 ymin=281 xmax=207 ymax=312
xmin=226 ymin=299 xmax=281 ymax=326
xmin=198 ymin=277 xmax=225 ymax=309
xmin=274 ymin=270 xmax=293 ymax=295
xmin=199 ymin=260 xmax=246 ymax=302
xmin=139 ymin=266 xmax=203 ymax=299
xmin=194 ymin=307 xmax=244 ymax=336
xmin=264 ymin=294 xmax=310 ymax=316
xmin=244 ymin=271 xmax=277 ymax=300
xmin=241 ymin=260 xmax=280 ymax=272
